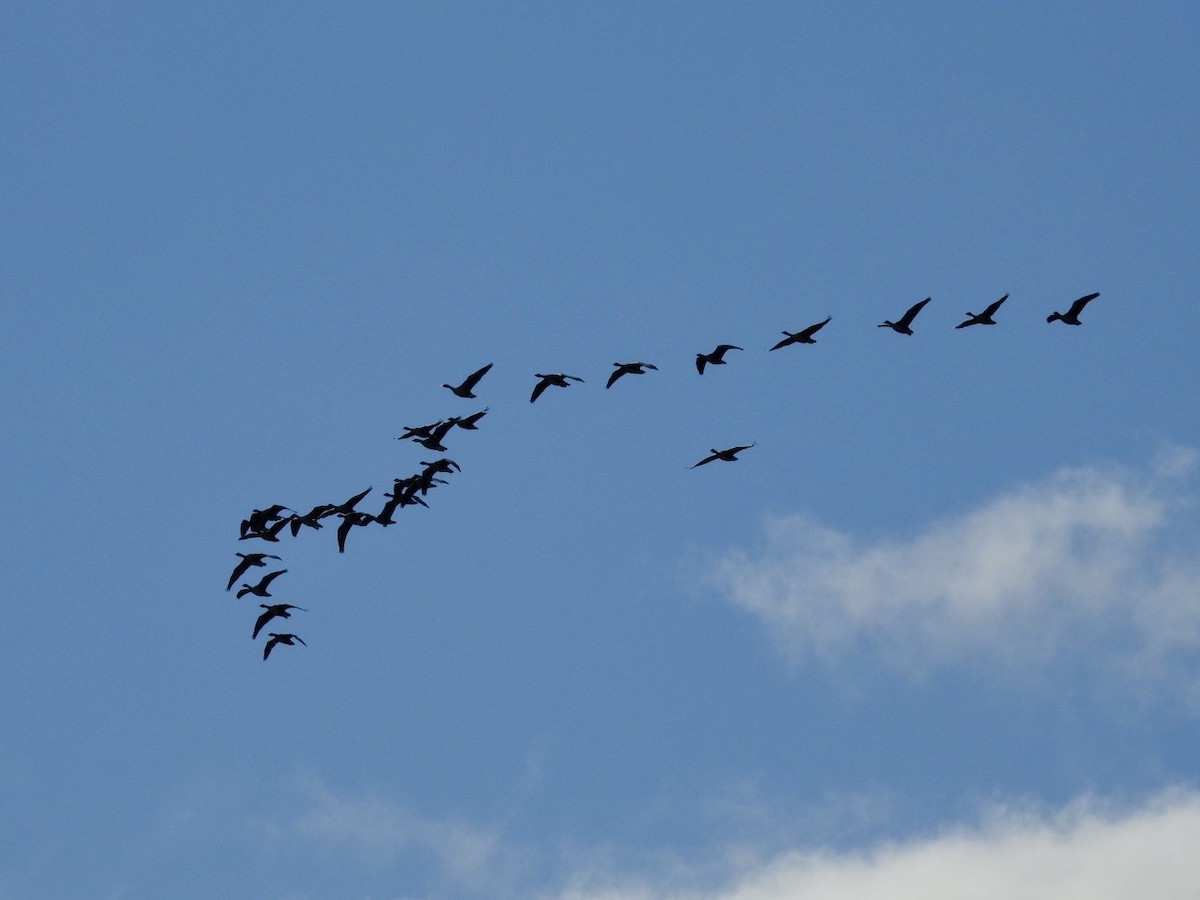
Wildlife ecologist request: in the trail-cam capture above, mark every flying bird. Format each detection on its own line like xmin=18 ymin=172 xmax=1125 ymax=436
xmin=237 ymin=516 xmax=290 ymax=543
xmin=1047 ymin=292 xmax=1100 ymax=325
xmin=411 ymin=419 xmax=456 ymax=452
xmin=956 ymin=294 xmax=1009 ymax=329
xmin=396 ymin=420 xmax=445 ymax=441
xmin=328 ymin=486 xmax=372 ymax=517
xmin=695 ymin=344 xmax=742 ymax=375
xmin=239 ymin=505 xmax=291 ymax=539
xmin=770 ymin=316 xmax=831 ymax=350
xmin=606 ymin=361 xmax=658 ymax=389
xmin=690 ymin=443 xmax=756 ymax=468
xmin=253 ymin=603 xmax=308 ymax=640
xmin=879 ymin=298 xmax=931 ymax=335
xmin=263 ymin=632 xmax=306 ymax=660
xmin=336 ymin=511 xmax=375 ymax=553
xmin=236 ymin=568 xmax=288 ymax=599
xmin=531 ymin=372 xmax=585 ymax=403
xmin=226 ymin=553 xmax=282 ymax=591
xmin=448 ymin=408 xmax=488 ymax=429
xmin=442 ymin=363 xmax=493 ymax=399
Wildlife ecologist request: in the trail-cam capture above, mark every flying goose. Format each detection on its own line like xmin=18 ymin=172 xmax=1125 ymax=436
xmin=606 ymin=361 xmax=658 ymax=389
xmin=770 ymin=316 xmax=831 ymax=350
xmin=236 ymin=568 xmax=288 ymax=599
xmin=1047 ymin=292 xmax=1100 ymax=325
xmin=253 ymin=604 xmax=308 ymax=640
xmin=690 ymin=442 xmax=756 ymax=468
xmin=442 ymin=363 xmax=493 ymax=399
xmin=263 ymin=632 xmax=306 ymax=660
xmin=695 ymin=344 xmax=742 ymax=374
xmin=879 ymin=297 xmax=931 ymax=335
xmin=531 ymin=373 xmax=585 ymax=403
xmin=448 ymin=407 xmax=488 ymax=429
xmin=956 ymin=294 xmax=1008 ymax=328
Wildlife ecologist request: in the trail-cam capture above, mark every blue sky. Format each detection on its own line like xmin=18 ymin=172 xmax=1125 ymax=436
xmin=3 ymin=2 xmax=1199 ymax=897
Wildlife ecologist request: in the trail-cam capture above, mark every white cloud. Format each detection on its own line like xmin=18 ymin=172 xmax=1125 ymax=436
xmin=550 ymin=789 xmax=1200 ymax=900
xmin=711 ymin=455 xmax=1200 ymax=678
xmin=288 ymin=776 xmax=534 ymax=894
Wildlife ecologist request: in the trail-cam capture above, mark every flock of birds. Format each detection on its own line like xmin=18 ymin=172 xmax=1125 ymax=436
xmin=226 ymin=291 xmax=1101 ymax=659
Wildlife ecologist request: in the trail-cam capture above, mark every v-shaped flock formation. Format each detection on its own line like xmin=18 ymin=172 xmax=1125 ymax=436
xmin=226 ymin=292 xmax=1101 ymax=659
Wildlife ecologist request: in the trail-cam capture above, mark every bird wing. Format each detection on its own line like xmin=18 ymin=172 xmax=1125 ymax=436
xmin=253 ymin=608 xmax=277 ymax=639
xmin=531 ymin=378 xmax=550 ymax=403
xmin=294 ymin=635 xmax=307 ymax=647
xmin=226 ymin=558 xmax=252 ymax=591
xmin=898 ymin=298 xmax=931 ymax=327
xmin=770 ymin=333 xmax=796 ymax=351
xmin=461 ymin=362 xmax=494 ymax=391
xmin=606 ymin=367 xmax=626 ymax=389
xmin=695 ymin=354 xmax=707 ymax=375
xmin=691 ymin=452 xmax=719 ymax=468
xmin=800 ymin=316 xmax=831 ymax=338
xmin=263 ymin=637 xmax=277 ymax=660
xmin=1068 ymin=292 xmax=1100 ymax=317
xmin=983 ymin=294 xmax=1009 ymax=317
xmin=260 ymin=569 xmax=288 ymax=589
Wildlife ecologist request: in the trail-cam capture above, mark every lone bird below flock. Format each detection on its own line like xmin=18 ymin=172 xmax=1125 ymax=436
xmin=1047 ymin=292 xmax=1100 ymax=325
xmin=442 ymin=363 xmax=493 ymax=399
xmin=770 ymin=316 xmax=831 ymax=350
xmin=956 ymin=294 xmax=1009 ymax=328
xmin=531 ymin=373 xmax=585 ymax=403
xmin=695 ymin=344 xmax=742 ymax=375
xmin=236 ymin=568 xmax=287 ymax=599
xmin=606 ymin=361 xmax=658 ymax=389
xmin=226 ymin=552 xmax=281 ymax=591
xmin=691 ymin=442 xmax=756 ymax=468
xmin=263 ymin=632 xmax=306 ymax=660
xmin=879 ymin=298 xmax=931 ymax=335
xmin=253 ymin=604 xmax=308 ymax=640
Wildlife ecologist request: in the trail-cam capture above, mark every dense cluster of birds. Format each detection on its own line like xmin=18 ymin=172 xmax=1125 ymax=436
xmin=227 ymin=292 xmax=1101 ymax=659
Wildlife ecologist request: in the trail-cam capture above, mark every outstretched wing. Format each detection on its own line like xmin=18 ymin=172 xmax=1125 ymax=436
xmin=898 ymin=297 xmax=931 ymax=328
xmin=1068 ymin=291 xmax=1100 ymax=318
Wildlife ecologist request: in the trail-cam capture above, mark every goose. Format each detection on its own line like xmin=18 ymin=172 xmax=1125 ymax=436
xmin=879 ymin=298 xmax=931 ymax=334
xmin=236 ymin=568 xmax=288 ymax=599
xmin=531 ymin=373 xmax=584 ymax=403
xmin=239 ymin=505 xmax=291 ymax=538
xmin=1047 ymin=292 xmax=1099 ymax=325
xmin=449 ymin=407 xmax=489 ymax=429
xmin=253 ymin=604 xmax=307 ymax=640
xmin=396 ymin=420 xmax=445 ymax=441
xmin=237 ymin=516 xmax=290 ymax=543
xmin=770 ymin=316 xmax=831 ymax=350
xmin=695 ymin=344 xmax=742 ymax=374
xmin=263 ymin=632 xmax=306 ymax=660
xmin=336 ymin=511 xmax=375 ymax=553
xmin=691 ymin=442 xmax=756 ymax=468
xmin=442 ymin=363 xmax=493 ymax=399
xmin=226 ymin=553 xmax=281 ymax=591
xmin=606 ymin=361 xmax=658 ymax=389
xmin=328 ymin=487 xmax=372 ymax=517
xmin=413 ymin=420 xmax=456 ymax=452
xmin=956 ymin=294 xmax=1008 ymax=328
xmin=420 ymin=458 xmax=461 ymax=475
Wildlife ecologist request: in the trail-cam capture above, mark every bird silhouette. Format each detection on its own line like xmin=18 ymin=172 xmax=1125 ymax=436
xmin=606 ymin=361 xmax=658 ymax=389
xmin=253 ymin=604 xmax=307 ymax=640
xmin=1047 ymin=292 xmax=1100 ymax=325
xmin=396 ymin=420 xmax=445 ymax=441
xmin=410 ymin=419 xmax=456 ymax=452
xmin=448 ymin=408 xmax=488 ymax=429
xmin=770 ymin=316 xmax=831 ymax=350
xmin=956 ymin=294 xmax=1009 ymax=328
xmin=239 ymin=505 xmax=291 ymax=538
xmin=236 ymin=568 xmax=288 ymax=599
xmin=226 ymin=553 xmax=282 ymax=591
xmin=237 ymin=516 xmax=290 ymax=543
xmin=442 ymin=363 xmax=493 ymax=399
xmin=695 ymin=344 xmax=742 ymax=374
xmin=531 ymin=373 xmax=585 ymax=403
xmin=691 ymin=443 xmax=756 ymax=468
xmin=879 ymin=298 xmax=931 ymax=334
xmin=263 ymin=632 xmax=306 ymax=660
xmin=336 ymin=511 xmax=375 ymax=553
